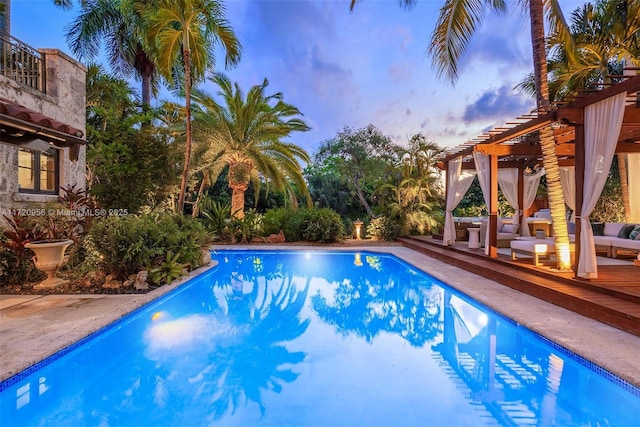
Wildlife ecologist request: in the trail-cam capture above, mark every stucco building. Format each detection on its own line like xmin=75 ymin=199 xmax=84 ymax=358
xmin=1 ymin=12 xmax=86 ymax=218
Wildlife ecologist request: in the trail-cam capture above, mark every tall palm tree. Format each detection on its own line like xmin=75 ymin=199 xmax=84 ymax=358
xmin=141 ymin=0 xmax=241 ymax=214
xmin=350 ymin=0 xmax=573 ymax=270
xmin=190 ymin=73 xmax=312 ymax=219
xmin=65 ymin=0 xmax=158 ymax=107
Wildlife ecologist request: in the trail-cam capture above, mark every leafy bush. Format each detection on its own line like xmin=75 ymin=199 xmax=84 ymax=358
xmin=263 ymin=207 xmax=306 ymax=241
xmin=87 ymin=213 xmax=211 ymax=280
xmin=301 ymin=208 xmax=345 ymax=243
xmin=366 ymin=216 xmax=400 ymax=241
xmin=263 ymin=207 xmax=344 ymax=243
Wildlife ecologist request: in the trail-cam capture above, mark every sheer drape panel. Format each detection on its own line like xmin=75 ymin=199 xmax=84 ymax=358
xmin=498 ymin=168 xmax=520 ymax=233
xmin=578 ymin=92 xmax=626 ymax=279
xmin=559 ymin=166 xmax=576 ymax=222
xmin=443 ymin=157 xmax=476 ymax=246
xmin=473 ymin=152 xmax=491 ymax=255
xmin=523 ymin=168 xmax=545 ymax=236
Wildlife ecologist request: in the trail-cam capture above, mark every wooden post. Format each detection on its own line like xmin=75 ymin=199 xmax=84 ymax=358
xmin=444 ymin=160 xmax=450 ymax=244
xmin=574 ymin=123 xmax=585 ymax=276
xmin=517 ymin=160 xmax=525 ymax=230
xmin=488 ymin=154 xmax=499 ymax=257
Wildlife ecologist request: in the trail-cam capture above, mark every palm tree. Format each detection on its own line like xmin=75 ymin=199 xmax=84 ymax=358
xmin=65 ymin=0 xmax=159 ymax=107
xmin=190 ymin=73 xmax=312 ymax=219
xmin=142 ymin=0 xmax=241 ymax=214
xmin=350 ymin=0 xmax=573 ymax=270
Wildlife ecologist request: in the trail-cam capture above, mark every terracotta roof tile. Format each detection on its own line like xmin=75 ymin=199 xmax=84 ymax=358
xmin=0 ymin=97 xmax=84 ymax=138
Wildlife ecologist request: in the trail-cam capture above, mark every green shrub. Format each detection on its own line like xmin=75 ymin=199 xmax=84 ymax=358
xmin=301 ymin=208 xmax=345 ymax=243
xmin=366 ymin=216 xmax=400 ymax=241
xmin=87 ymin=213 xmax=211 ymax=280
xmin=263 ymin=207 xmax=306 ymax=241
xmin=263 ymin=207 xmax=344 ymax=243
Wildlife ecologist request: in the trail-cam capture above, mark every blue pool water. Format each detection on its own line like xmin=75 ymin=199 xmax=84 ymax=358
xmin=1 ymin=250 xmax=639 ymax=426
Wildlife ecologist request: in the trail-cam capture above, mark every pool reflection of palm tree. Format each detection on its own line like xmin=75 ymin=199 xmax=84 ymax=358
xmin=198 ymin=272 xmax=310 ymax=419
xmin=311 ymin=265 xmax=441 ymax=346
xmin=143 ymin=257 xmax=310 ymax=421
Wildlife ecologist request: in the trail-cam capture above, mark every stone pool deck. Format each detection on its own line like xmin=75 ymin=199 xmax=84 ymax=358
xmin=1 ymin=246 xmax=639 ymax=390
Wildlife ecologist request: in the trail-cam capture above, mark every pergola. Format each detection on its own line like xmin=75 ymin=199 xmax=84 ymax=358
xmin=439 ymin=73 xmax=640 ymax=279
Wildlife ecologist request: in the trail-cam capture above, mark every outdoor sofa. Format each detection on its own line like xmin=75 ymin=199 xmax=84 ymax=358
xmin=479 ymin=218 xmax=520 ymax=248
xmin=592 ymin=223 xmax=640 ymax=258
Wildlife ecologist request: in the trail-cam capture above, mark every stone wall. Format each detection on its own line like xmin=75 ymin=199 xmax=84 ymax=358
xmin=0 ymin=48 xmax=86 ymax=215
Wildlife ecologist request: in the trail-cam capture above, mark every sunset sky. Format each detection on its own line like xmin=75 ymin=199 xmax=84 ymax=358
xmin=10 ymin=0 xmax=586 ymax=156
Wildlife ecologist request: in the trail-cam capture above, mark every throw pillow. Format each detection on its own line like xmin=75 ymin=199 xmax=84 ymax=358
xmin=629 ymin=225 xmax=640 ymax=240
xmin=591 ymin=222 xmax=604 ymax=236
xmin=617 ymin=224 xmax=636 ymax=239
xmin=502 ymin=224 xmax=519 ymax=234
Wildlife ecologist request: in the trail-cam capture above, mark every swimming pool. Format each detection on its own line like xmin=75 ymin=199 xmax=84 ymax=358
xmin=1 ymin=250 xmax=638 ymax=426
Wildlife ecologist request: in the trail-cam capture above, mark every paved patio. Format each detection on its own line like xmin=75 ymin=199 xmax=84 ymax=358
xmin=1 ymin=246 xmax=639 ymax=390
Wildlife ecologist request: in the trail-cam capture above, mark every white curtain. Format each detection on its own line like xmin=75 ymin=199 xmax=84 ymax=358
xmin=627 ymin=154 xmax=640 ymax=222
xmin=522 ymin=168 xmax=545 ymax=236
xmin=560 ymin=166 xmax=576 ymax=222
xmin=443 ymin=157 xmax=477 ymax=246
xmin=578 ymin=92 xmax=627 ymax=279
xmin=473 ymin=152 xmax=492 ymax=255
xmin=498 ymin=168 xmax=520 ymax=228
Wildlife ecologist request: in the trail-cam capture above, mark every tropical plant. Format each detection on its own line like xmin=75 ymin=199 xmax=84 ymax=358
xmin=227 ymin=209 xmax=263 ymax=243
xmin=141 ymin=0 xmax=241 ymax=213
xmin=190 ymin=73 xmax=312 ymax=218
xmin=374 ymin=134 xmax=444 ymax=235
xmin=198 ymin=198 xmax=231 ymax=239
xmin=366 ymin=216 xmax=401 ymax=241
xmin=349 ymin=0 xmax=574 ymax=269
xmin=150 ymin=250 xmax=187 ymax=285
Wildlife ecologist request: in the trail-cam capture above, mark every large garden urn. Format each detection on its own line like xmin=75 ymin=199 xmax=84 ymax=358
xmin=25 ymin=239 xmax=73 ymax=289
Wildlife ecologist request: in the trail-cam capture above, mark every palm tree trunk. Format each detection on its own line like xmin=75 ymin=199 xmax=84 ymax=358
xmin=141 ymin=71 xmax=151 ymax=107
xmin=178 ymin=47 xmax=192 ymax=214
xmin=530 ymin=0 xmax=571 ymax=271
xmin=230 ymin=183 xmax=247 ymax=219
xmin=618 ymin=154 xmax=630 ymax=221
xmin=192 ymin=172 xmax=209 ymax=218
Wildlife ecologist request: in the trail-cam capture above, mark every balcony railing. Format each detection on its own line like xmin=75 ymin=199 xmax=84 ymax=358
xmin=0 ymin=31 xmax=45 ymax=93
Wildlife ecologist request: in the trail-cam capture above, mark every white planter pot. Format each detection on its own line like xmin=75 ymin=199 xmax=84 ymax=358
xmin=25 ymin=239 xmax=74 ymax=289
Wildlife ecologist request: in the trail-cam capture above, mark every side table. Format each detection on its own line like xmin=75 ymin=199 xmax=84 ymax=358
xmin=467 ymin=228 xmax=481 ymax=249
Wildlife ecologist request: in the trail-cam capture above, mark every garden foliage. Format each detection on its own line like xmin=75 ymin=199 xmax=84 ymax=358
xmin=87 ymin=213 xmax=210 ymax=282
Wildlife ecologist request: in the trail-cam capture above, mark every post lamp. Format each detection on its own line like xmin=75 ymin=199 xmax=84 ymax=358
xmin=354 ymin=219 xmax=363 ymax=240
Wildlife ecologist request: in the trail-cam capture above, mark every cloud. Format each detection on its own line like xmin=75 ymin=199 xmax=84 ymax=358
xmin=388 ymin=63 xmax=413 ymax=82
xmin=462 ymin=85 xmax=533 ymax=124
xmin=456 ymin=11 xmax=531 ymax=76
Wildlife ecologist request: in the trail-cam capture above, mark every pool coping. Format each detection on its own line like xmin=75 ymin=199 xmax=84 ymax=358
xmin=1 ymin=246 xmax=639 ymax=390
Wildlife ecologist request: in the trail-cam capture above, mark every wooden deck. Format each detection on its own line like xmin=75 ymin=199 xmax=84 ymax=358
xmin=397 ymin=236 xmax=640 ymax=337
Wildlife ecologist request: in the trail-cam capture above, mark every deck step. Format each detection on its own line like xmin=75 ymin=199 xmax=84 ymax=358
xmin=397 ymin=237 xmax=640 ymax=337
